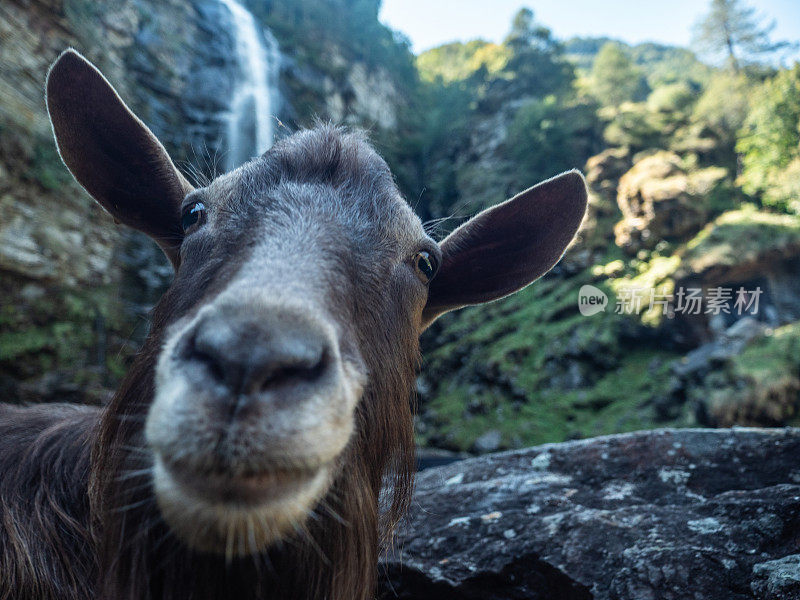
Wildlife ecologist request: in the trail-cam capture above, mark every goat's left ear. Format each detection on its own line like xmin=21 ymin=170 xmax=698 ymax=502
xmin=46 ymin=49 xmax=192 ymax=267
xmin=422 ymin=170 xmax=588 ymax=328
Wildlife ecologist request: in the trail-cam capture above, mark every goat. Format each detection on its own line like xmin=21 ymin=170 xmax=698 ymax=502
xmin=0 ymin=49 xmax=587 ymax=600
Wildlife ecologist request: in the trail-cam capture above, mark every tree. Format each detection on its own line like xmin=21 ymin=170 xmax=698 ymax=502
xmin=692 ymin=0 xmax=792 ymax=72
xmin=502 ymin=8 xmax=574 ymax=99
xmin=692 ymin=72 xmax=750 ymax=137
xmin=688 ymin=71 xmax=751 ymax=167
xmin=590 ymin=42 xmax=648 ymax=107
xmin=737 ymin=65 xmax=800 ymax=213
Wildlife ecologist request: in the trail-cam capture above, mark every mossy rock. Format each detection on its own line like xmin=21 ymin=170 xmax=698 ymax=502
xmin=682 ymin=206 xmax=800 ymax=279
xmin=613 ymin=151 xmax=726 ymax=253
xmin=0 ymin=279 xmax=134 ymax=403
xmin=705 ymin=322 xmax=800 ymax=427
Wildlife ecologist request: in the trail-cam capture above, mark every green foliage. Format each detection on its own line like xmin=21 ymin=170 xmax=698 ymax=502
xmin=733 ymin=322 xmax=800 ymax=384
xmin=412 ymin=8 xmax=591 ymax=219
xmin=648 ymin=82 xmax=696 ymax=115
xmin=590 ymin=43 xmax=648 ymax=106
xmin=567 ymin=38 xmax=711 ymax=89
xmin=421 ymin=272 xmax=681 ymax=450
xmin=248 ymin=0 xmax=417 ymax=90
xmin=563 ymin=36 xmax=617 ymax=73
xmin=708 ymin=322 xmax=800 ymax=426
xmin=685 ymin=206 xmax=800 ymax=270
xmin=647 ymin=83 xmax=698 ymax=144
xmin=507 ymin=96 xmax=599 ymax=185
xmin=601 ymin=103 xmax=662 ymax=150
xmin=416 ymin=40 xmax=509 ymax=84
xmin=628 ymin=44 xmax=712 ymax=89
xmin=412 ymin=80 xmax=475 ymax=218
xmin=410 ymin=14 xmax=800 ymax=448
xmin=416 ymin=9 xmax=575 ymax=108
xmin=598 ymin=80 xmax=706 ymax=155
xmin=0 ymin=328 xmax=53 ymax=362
xmin=737 ymin=65 xmax=800 ymax=212
xmin=689 ymin=71 xmax=751 ymax=163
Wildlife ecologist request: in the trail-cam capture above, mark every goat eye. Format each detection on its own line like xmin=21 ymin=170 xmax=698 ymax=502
xmin=414 ymin=251 xmax=437 ymax=283
xmin=181 ymin=202 xmax=206 ymax=232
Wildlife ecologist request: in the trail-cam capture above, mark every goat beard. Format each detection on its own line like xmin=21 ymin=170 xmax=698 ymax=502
xmin=90 ymin=370 xmax=415 ymax=600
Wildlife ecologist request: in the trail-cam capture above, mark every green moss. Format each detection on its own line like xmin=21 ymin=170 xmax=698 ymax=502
xmin=732 ymin=322 xmax=800 ymax=385
xmin=423 ymin=347 xmax=679 ymax=451
xmin=0 ymin=280 xmax=130 ymax=390
xmin=0 ymin=328 xmax=53 ymax=361
xmin=608 ymin=254 xmax=681 ymax=326
xmin=420 ymin=269 xmax=684 ymax=451
xmin=684 ymin=206 xmax=800 ymax=272
xmin=698 ymin=323 xmax=800 ymax=427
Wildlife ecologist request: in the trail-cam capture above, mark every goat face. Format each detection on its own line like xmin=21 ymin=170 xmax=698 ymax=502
xmin=45 ymin=50 xmax=588 ymax=557
xmin=143 ymin=132 xmax=435 ymax=553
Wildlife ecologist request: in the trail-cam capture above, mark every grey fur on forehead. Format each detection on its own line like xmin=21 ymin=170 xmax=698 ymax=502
xmin=218 ymin=125 xmax=420 ymax=236
xmin=261 ymin=126 xmax=392 ymax=192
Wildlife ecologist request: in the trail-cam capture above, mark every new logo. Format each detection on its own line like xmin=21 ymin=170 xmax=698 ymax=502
xmin=578 ymin=285 xmax=608 ymax=316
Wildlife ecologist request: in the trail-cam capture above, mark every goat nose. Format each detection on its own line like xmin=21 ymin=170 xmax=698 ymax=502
xmin=184 ymin=310 xmax=330 ymax=395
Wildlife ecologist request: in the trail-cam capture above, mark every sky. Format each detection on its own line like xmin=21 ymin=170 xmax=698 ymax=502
xmin=379 ymin=0 xmax=800 ymax=58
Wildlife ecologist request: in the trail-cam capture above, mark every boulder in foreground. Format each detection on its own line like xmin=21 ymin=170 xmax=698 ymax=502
xmin=381 ymin=428 xmax=800 ymax=600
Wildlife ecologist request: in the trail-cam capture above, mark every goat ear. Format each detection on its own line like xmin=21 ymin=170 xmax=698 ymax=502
xmin=422 ymin=170 xmax=588 ymax=328
xmin=46 ymin=49 xmax=192 ymax=267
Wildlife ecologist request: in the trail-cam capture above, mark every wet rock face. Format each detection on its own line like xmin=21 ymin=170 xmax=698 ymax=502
xmin=0 ymin=0 xmax=233 ymax=403
xmin=126 ymin=0 xmax=238 ymax=165
xmin=280 ymin=42 xmax=401 ymax=133
xmin=752 ymin=554 xmax=800 ymax=598
xmin=380 ymin=428 xmax=800 ymax=600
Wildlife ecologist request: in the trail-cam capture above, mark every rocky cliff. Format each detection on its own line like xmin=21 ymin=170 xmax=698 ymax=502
xmin=4 ymin=6 xmax=800 ymax=597
xmin=0 ymin=0 xmax=237 ymax=402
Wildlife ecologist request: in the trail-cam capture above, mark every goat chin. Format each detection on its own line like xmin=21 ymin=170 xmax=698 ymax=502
xmin=151 ymin=456 xmax=334 ymax=556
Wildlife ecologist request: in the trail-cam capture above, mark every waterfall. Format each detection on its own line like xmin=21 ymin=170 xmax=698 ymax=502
xmin=219 ymin=0 xmax=281 ymax=171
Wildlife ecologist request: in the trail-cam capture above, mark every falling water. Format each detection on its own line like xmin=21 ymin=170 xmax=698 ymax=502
xmin=219 ymin=0 xmax=281 ymax=171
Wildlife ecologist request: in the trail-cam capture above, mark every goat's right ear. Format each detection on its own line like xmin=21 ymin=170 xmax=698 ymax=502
xmin=46 ymin=49 xmax=192 ymax=267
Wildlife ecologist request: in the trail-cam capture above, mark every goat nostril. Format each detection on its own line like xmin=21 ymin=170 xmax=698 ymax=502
xmin=256 ymin=346 xmax=329 ymax=392
xmin=192 ymin=347 xmax=228 ymax=385
xmin=182 ymin=327 xmax=231 ymax=386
